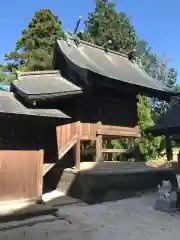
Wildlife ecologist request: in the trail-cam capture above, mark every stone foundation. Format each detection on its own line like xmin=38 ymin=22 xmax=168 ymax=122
xmin=56 ymin=164 xmax=174 ymax=204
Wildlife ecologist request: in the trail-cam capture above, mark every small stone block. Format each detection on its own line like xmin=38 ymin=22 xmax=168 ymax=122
xmin=154 ymin=198 xmax=177 ymax=212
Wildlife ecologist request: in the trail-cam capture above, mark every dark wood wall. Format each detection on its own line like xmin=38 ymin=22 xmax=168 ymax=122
xmin=0 ymin=116 xmax=44 ymax=149
xmin=44 ymin=91 xmax=138 ymax=128
xmin=75 ymin=94 xmax=138 ymax=127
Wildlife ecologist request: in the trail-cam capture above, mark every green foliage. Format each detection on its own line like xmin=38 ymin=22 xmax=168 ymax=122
xmin=135 ymin=43 xmax=177 ymax=161
xmin=136 ymin=41 xmax=177 ymax=87
xmin=138 ymin=96 xmax=154 ymax=131
xmin=175 ymin=84 xmax=180 ymax=92
xmin=0 ymin=64 xmax=15 ymax=83
xmin=137 ymin=95 xmax=165 ymax=161
xmin=4 ymin=9 xmax=65 ymax=72
xmin=79 ymin=0 xmax=137 ymax=52
xmin=136 ymin=40 xmax=177 ymax=119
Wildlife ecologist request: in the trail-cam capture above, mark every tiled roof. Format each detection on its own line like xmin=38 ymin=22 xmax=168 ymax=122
xmin=11 ymin=70 xmax=82 ymax=103
xmin=0 ymin=91 xmax=70 ymax=119
xmin=56 ymin=39 xmax=174 ymax=97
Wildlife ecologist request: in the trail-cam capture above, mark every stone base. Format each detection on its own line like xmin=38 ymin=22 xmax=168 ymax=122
xmin=154 ymin=198 xmax=177 ymax=212
xmin=55 ymin=164 xmax=173 ymax=204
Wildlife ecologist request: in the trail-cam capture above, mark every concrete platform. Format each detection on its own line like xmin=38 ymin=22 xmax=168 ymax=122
xmin=55 ymin=162 xmax=174 ymax=204
xmin=70 ymin=161 xmax=170 ymax=173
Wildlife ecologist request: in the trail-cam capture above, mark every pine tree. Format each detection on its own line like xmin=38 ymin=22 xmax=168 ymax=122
xmin=5 ymin=9 xmax=64 ymax=72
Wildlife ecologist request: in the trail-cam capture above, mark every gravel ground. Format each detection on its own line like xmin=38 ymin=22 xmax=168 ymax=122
xmin=1 ymin=193 xmax=180 ymax=240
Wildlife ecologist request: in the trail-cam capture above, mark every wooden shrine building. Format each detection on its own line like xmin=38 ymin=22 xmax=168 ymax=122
xmin=0 ymin=37 xmax=176 ymax=204
xmin=12 ymin=38 xmax=175 ymax=171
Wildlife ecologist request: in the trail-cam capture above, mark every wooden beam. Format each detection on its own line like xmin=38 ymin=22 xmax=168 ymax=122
xmin=102 ymin=148 xmax=129 ymax=153
xmin=75 ymin=121 xmax=81 ymax=169
xmin=96 ymin=134 xmax=103 ymax=163
xmin=75 ymin=137 xmax=81 ymax=169
xmin=43 ymin=135 xmax=77 ymax=176
xmin=43 ymin=164 xmax=54 ymax=176
xmin=59 ymin=135 xmax=77 ymax=158
xmin=83 ymin=148 xmax=130 ymax=154
xmin=97 ymin=128 xmax=140 ymax=138
xmin=96 ymin=121 xmax=103 ymax=163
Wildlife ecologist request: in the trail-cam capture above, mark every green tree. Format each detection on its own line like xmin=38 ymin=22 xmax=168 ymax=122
xmin=0 ymin=64 xmax=15 ymax=83
xmin=137 ymin=95 xmax=165 ymax=161
xmin=136 ymin=40 xmax=177 ymax=87
xmin=135 ymin=41 xmax=177 ymax=160
xmin=0 ymin=64 xmax=6 ymax=82
xmin=79 ymin=0 xmax=137 ymax=52
xmin=5 ymin=9 xmax=65 ymax=72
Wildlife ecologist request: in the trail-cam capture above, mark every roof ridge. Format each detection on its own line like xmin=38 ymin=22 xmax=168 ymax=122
xmin=79 ymin=39 xmax=128 ymax=58
xmin=61 ymin=37 xmax=128 ymax=59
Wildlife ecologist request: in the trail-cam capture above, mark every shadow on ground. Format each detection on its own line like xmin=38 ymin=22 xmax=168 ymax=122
xmin=0 ymin=194 xmax=84 ymax=224
xmin=0 ymin=215 xmax=72 ymax=232
xmin=0 ymin=161 xmax=176 ymax=224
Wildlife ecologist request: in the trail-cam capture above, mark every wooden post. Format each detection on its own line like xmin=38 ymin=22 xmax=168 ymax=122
xmin=39 ymin=149 xmax=44 ymax=199
xmin=75 ymin=121 xmax=81 ymax=169
xmin=96 ymin=134 xmax=102 ymax=163
xmin=165 ymin=135 xmax=173 ymax=161
xmin=96 ymin=121 xmax=102 ymax=163
xmin=75 ymin=137 xmax=80 ymax=169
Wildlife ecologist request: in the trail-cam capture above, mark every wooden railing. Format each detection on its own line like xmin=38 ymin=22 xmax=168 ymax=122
xmin=56 ymin=123 xmax=77 ymax=152
xmin=43 ymin=122 xmax=140 ymax=174
xmin=97 ymin=126 xmax=140 ymax=138
xmin=43 ymin=134 xmax=77 ymax=176
xmin=56 ymin=122 xmax=140 ymax=145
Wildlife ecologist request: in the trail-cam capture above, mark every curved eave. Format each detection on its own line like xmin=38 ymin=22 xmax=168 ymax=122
xmin=11 ymin=83 xmax=82 ymax=105
xmin=55 ymin=40 xmax=175 ymax=100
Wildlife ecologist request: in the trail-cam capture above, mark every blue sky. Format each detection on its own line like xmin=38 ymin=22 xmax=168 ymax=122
xmin=1 ymin=0 xmax=180 ymax=78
